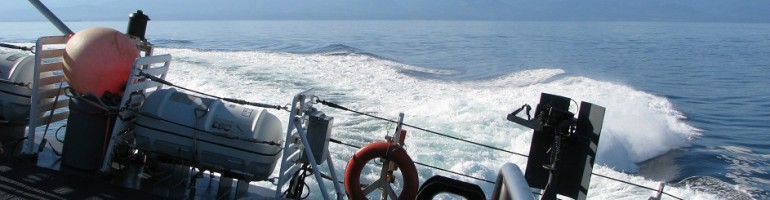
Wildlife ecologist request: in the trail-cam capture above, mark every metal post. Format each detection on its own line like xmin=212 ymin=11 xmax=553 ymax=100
xmin=393 ymin=113 xmax=405 ymax=146
xmin=27 ymin=0 xmax=74 ymax=35
xmin=325 ymin=150 xmax=345 ymax=199
xmin=294 ymin=121 xmax=332 ymax=199
xmin=648 ymin=182 xmax=665 ymax=200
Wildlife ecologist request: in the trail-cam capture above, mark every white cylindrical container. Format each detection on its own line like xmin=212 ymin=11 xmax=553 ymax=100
xmin=135 ymin=88 xmax=284 ymax=181
xmin=0 ymin=53 xmax=35 ymax=124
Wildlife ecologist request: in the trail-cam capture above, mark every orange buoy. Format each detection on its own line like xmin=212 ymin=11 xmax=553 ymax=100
xmin=344 ymin=141 xmax=419 ymax=200
xmin=63 ymin=27 xmax=139 ymax=98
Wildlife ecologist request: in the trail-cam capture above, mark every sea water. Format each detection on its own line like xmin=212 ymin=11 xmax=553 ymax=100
xmin=2 ymin=20 xmax=768 ymax=199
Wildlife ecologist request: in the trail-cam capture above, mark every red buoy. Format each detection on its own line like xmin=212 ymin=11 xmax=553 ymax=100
xmin=63 ymin=27 xmax=139 ymax=98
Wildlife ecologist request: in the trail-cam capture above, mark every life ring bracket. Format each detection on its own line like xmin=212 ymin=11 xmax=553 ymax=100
xmin=343 ymin=141 xmax=418 ymax=200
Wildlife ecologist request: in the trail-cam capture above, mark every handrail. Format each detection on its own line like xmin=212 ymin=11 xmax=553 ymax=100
xmin=492 ymin=163 xmax=536 ymax=200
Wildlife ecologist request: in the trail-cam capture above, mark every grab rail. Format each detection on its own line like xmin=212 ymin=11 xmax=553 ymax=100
xmin=492 ymin=163 xmax=536 ymax=200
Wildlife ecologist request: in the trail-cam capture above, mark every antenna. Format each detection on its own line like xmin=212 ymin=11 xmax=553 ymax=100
xmin=28 ymin=0 xmax=74 ymax=35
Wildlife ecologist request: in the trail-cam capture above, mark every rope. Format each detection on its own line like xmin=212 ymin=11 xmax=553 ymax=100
xmin=40 ymin=82 xmax=63 ymax=149
xmin=328 ymin=138 xmax=495 ymax=184
xmin=591 ymin=173 xmax=683 ymax=200
xmin=136 ymin=112 xmax=283 ymax=148
xmin=136 ymin=71 xmax=287 ymax=111
xmin=320 ymin=99 xmax=685 ymax=200
xmin=329 ymin=138 xmax=359 ymax=149
xmin=0 ymin=79 xmax=30 ymax=88
xmin=413 ymin=161 xmax=494 ymax=184
xmin=317 ymin=99 xmax=529 ymax=158
xmin=0 ymin=43 xmax=34 ymax=52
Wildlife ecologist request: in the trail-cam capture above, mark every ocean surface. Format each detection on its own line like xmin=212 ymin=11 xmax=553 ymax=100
xmin=2 ymin=20 xmax=769 ymax=199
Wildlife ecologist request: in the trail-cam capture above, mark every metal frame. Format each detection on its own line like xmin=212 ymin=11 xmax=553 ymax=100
xmin=22 ymin=35 xmax=70 ymax=156
xmin=275 ymin=89 xmax=344 ymax=199
xmin=98 ymin=54 xmax=172 ymax=173
xmin=364 ymin=113 xmax=405 ymax=200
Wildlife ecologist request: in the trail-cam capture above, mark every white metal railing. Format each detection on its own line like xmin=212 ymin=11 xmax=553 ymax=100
xmin=22 ymin=35 xmax=69 ymax=156
xmin=98 ymin=54 xmax=171 ymax=173
xmin=275 ymin=89 xmax=344 ymax=199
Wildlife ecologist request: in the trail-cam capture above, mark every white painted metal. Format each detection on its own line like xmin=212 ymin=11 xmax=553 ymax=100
xmin=22 ymin=35 xmax=69 ymax=156
xmin=99 ymin=54 xmax=171 ymax=173
xmin=276 ymin=89 xmax=344 ymax=199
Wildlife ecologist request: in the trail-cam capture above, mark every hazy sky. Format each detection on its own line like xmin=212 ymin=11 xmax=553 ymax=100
xmin=2 ymin=0 xmax=769 ymax=22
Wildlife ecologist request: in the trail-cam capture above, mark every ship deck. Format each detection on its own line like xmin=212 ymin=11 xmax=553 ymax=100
xmin=0 ymin=140 xmax=284 ymax=200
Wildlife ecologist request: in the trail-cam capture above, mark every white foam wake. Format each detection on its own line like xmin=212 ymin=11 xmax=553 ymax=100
xmin=156 ymin=48 xmax=713 ymax=199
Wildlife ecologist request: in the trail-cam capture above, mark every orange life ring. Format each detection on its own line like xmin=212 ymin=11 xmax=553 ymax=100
xmin=344 ymin=141 xmax=419 ymax=200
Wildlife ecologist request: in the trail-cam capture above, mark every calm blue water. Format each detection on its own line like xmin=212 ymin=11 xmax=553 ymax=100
xmin=2 ymin=20 xmax=769 ymax=199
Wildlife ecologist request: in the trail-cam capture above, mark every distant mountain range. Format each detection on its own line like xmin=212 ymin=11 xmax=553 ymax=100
xmin=2 ymin=0 xmax=769 ymax=22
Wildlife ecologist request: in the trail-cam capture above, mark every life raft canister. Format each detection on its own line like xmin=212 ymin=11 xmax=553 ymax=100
xmin=344 ymin=141 xmax=418 ymax=200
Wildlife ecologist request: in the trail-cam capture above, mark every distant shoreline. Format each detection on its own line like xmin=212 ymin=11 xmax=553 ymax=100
xmin=2 ymin=18 xmax=770 ymax=24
